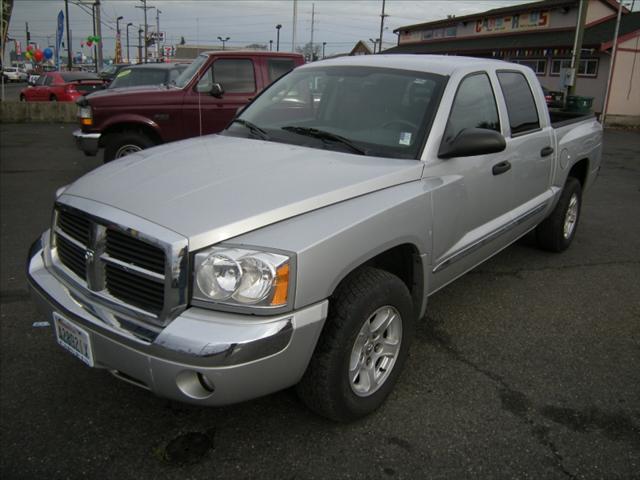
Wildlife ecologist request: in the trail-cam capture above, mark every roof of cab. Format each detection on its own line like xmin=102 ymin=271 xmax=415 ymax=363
xmin=301 ymin=54 xmax=516 ymax=76
xmin=199 ymin=50 xmax=304 ymax=58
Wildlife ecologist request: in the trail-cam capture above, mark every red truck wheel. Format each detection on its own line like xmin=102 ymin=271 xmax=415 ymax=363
xmin=103 ymin=131 xmax=156 ymax=163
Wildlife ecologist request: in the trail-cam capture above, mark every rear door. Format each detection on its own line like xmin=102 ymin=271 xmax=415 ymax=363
xmin=183 ymin=57 xmax=257 ymax=135
xmin=495 ymin=70 xmax=554 ymax=228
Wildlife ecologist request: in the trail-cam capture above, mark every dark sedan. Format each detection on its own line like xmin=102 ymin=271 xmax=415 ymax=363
xmin=107 ymin=63 xmax=188 ymax=89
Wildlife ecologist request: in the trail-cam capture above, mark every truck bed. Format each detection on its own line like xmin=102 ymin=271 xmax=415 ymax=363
xmin=549 ymin=109 xmax=597 ymax=128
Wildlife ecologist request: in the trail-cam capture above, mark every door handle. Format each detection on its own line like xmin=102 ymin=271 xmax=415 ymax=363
xmin=492 ymin=161 xmax=511 ymax=176
xmin=540 ymin=146 xmax=554 ymax=157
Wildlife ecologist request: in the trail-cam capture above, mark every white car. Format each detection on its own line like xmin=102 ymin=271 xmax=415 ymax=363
xmin=2 ymin=67 xmax=28 ymax=82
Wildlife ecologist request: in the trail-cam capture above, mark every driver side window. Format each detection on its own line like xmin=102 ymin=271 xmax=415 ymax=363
xmin=443 ymin=73 xmax=500 ymax=144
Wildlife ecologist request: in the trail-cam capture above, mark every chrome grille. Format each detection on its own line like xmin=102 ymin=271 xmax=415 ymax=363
xmin=55 ymin=234 xmax=86 ymax=279
xmin=105 ymin=229 xmax=165 ymax=274
xmin=105 ymin=264 xmax=164 ymax=314
xmin=51 ymin=204 xmax=187 ymax=327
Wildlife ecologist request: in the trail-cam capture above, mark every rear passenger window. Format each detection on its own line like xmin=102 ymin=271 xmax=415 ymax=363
xmin=267 ymin=58 xmax=295 ymax=83
xmin=497 ymin=71 xmax=540 ymax=135
xmin=212 ymin=59 xmax=256 ymax=93
xmin=443 ymin=73 xmax=500 ymax=144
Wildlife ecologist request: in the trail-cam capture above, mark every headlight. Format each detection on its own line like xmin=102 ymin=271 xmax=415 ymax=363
xmin=193 ymin=246 xmax=292 ymax=310
xmin=77 ymin=105 xmax=93 ymax=126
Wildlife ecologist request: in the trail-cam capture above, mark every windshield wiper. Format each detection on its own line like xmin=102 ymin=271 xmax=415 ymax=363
xmin=231 ymin=119 xmax=270 ymax=140
xmin=281 ymin=126 xmax=366 ymax=155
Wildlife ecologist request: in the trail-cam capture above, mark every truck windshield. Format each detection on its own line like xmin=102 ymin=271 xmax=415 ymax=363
xmin=173 ymin=55 xmax=208 ymax=88
xmin=226 ymin=66 xmax=447 ymax=159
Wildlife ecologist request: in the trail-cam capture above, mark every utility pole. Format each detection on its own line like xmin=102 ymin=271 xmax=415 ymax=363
xmin=568 ymin=0 xmax=588 ymax=97
xmin=276 ymin=24 xmax=282 ymax=52
xmin=64 ymin=0 xmax=72 ymax=69
xmin=378 ymin=0 xmax=387 ymax=54
xmin=95 ymin=0 xmax=103 ymax=71
xmin=322 ymin=41 xmax=326 ymax=59
xmin=138 ymin=26 xmax=143 ymax=63
xmin=25 ymin=22 xmax=30 ymax=46
xmin=91 ymin=4 xmax=97 ymax=71
xmin=601 ymin=0 xmax=624 ymax=126
xmin=292 ymin=0 xmax=297 ymax=52
xmin=136 ymin=0 xmax=154 ymax=63
xmin=155 ymin=9 xmax=161 ymax=61
xmin=310 ymin=3 xmax=315 ymax=61
xmin=126 ymin=22 xmax=133 ymax=63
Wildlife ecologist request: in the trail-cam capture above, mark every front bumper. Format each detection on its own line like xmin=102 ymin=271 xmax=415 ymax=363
xmin=27 ymin=232 xmax=328 ymax=406
xmin=73 ymin=129 xmax=101 ymax=157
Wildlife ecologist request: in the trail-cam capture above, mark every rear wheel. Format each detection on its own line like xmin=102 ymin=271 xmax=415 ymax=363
xmin=297 ymin=267 xmax=414 ymax=422
xmin=50 ymin=95 xmax=57 ymax=102
xmin=536 ymin=177 xmax=582 ymax=252
xmin=103 ymin=130 xmax=156 ymax=162
xmin=19 ymin=94 xmax=26 ymax=102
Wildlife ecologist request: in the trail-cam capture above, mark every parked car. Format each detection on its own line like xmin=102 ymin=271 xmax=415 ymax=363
xmin=27 ymin=74 xmax=40 ymax=86
xmin=29 ymin=55 xmax=602 ymax=421
xmin=19 ymin=72 xmax=106 ymax=102
xmin=2 ymin=66 xmax=28 ymax=82
xmin=99 ymin=63 xmax=131 ymax=83
xmin=542 ymin=86 xmax=564 ymax=109
xmin=107 ymin=63 xmax=188 ymax=89
xmin=73 ymin=51 xmax=304 ymax=161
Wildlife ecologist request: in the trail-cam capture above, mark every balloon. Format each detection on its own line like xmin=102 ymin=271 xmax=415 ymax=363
xmin=93 ymin=36 xmax=101 ymax=43
xmin=43 ymin=48 xmax=53 ymax=59
xmin=26 ymin=44 xmax=34 ymax=52
xmin=80 ymin=42 xmax=84 ymax=48
xmin=86 ymin=41 xmax=93 ymax=48
xmin=34 ymin=50 xmax=44 ymax=62
xmin=25 ymin=50 xmax=32 ymax=59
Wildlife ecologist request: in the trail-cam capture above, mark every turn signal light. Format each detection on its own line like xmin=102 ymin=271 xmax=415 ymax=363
xmin=81 ymin=118 xmax=93 ymax=126
xmin=271 ymin=264 xmax=290 ymax=306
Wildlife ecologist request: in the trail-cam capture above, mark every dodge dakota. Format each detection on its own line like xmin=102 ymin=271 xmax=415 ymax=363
xmin=28 ymin=55 xmax=602 ymax=421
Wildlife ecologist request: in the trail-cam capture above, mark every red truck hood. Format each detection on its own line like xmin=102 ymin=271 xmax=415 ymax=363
xmin=87 ymin=85 xmax=183 ymax=106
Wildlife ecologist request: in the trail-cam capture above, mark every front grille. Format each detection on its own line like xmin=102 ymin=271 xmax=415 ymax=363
xmin=105 ymin=265 xmax=164 ymax=314
xmin=105 ymin=229 xmax=165 ymax=274
xmin=56 ymin=234 xmax=86 ymax=279
xmin=51 ymin=204 xmax=186 ymax=326
xmin=58 ymin=209 xmax=91 ymax=245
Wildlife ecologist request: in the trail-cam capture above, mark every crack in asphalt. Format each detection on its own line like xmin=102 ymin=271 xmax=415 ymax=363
xmin=469 ymin=259 xmax=640 ymax=279
xmin=420 ymin=318 xmax=640 ymax=478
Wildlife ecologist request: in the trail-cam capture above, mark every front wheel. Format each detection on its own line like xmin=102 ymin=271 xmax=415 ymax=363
xmin=103 ymin=130 xmax=156 ymax=162
xmin=50 ymin=95 xmax=57 ymax=102
xmin=536 ymin=177 xmax=582 ymax=252
xmin=297 ymin=267 xmax=414 ymax=422
xmin=19 ymin=94 xmax=26 ymax=102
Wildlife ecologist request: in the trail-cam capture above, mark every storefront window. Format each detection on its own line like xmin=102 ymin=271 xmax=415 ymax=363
xmin=513 ymin=59 xmax=547 ymax=75
xmin=550 ymin=58 xmax=599 ymax=77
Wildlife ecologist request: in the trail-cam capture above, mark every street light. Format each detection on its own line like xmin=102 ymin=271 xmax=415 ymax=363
xmin=217 ymin=36 xmax=230 ymax=50
xmin=276 ymin=24 xmax=282 ymax=52
xmin=322 ymin=41 xmax=326 ymax=59
xmin=116 ymin=16 xmax=123 ymax=63
xmin=269 ymin=39 xmax=273 ymax=51
xmin=369 ymin=38 xmax=378 ymax=54
xmin=138 ymin=26 xmax=144 ymax=63
xmin=126 ymin=22 xmax=133 ymax=63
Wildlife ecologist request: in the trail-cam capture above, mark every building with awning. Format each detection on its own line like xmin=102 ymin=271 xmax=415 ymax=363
xmin=386 ymin=0 xmax=640 ymax=124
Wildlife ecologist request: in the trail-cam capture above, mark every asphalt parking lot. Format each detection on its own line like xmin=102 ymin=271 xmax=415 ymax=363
xmin=1 ymin=124 xmax=639 ymax=479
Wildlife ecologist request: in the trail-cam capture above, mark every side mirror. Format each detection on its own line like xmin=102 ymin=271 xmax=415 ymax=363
xmin=438 ymin=128 xmax=506 ymax=159
xmin=210 ymin=82 xmax=224 ymax=98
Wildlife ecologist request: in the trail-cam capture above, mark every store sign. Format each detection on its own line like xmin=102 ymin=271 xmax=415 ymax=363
xmin=475 ymin=10 xmax=549 ymax=34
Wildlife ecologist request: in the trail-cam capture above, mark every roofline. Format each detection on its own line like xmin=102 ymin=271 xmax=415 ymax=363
xmin=393 ymin=0 xmax=629 ymax=34
xmin=393 ymin=0 xmax=576 ymax=33
xmin=600 ymin=28 xmax=640 ymax=50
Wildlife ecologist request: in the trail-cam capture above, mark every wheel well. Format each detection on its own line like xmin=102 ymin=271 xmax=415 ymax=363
xmin=100 ymin=123 xmax=162 ymax=147
xmin=568 ymin=159 xmax=589 ymax=188
xmin=337 ymin=244 xmax=424 ymax=319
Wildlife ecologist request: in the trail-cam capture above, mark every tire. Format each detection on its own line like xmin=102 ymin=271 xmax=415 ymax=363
xmin=103 ymin=130 xmax=156 ymax=163
xmin=50 ymin=95 xmax=57 ymax=102
xmin=536 ymin=177 xmax=582 ymax=252
xmin=19 ymin=95 xmax=26 ymax=102
xmin=297 ymin=267 xmax=414 ymax=422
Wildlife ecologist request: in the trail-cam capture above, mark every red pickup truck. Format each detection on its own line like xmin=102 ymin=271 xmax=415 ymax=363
xmin=74 ymin=51 xmax=304 ymax=162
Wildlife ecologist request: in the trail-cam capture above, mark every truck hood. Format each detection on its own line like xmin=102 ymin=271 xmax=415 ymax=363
xmin=87 ymin=85 xmax=180 ymax=106
xmin=63 ymin=135 xmax=424 ymax=250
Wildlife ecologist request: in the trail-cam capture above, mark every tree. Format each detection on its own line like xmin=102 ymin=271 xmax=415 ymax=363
xmin=296 ymin=42 xmax=321 ymax=62
xmin=245 ymin=43 xmax=267 ymax=50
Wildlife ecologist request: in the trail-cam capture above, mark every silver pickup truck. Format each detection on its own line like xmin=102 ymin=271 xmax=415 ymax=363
xmin=27 ymin=55 xmax=602 ymax=421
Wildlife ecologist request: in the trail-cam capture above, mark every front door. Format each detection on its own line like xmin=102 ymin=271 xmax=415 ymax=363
xmin=426 ymin=72 xmax=515 ymax=292
xmin=183 ymin=57 xmax=257 ymax=136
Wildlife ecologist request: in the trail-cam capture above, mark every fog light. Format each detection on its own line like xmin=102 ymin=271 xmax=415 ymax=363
xmin=197 ymin=372 xmax=215 ymax=393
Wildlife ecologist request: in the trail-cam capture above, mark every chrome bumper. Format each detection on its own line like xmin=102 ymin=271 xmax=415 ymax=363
xmin=27 ymin=232 xmax=328 ymax=406
xmin=73 ymin=129 xmax=101 ymax=156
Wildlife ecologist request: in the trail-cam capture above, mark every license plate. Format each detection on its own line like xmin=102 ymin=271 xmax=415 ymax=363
xmin=53 ymin=312 xmax=94 ymax=367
